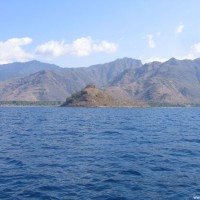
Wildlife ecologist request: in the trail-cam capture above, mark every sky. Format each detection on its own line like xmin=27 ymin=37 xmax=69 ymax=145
xmin=1 ymin=0 xmax=200 ymax=67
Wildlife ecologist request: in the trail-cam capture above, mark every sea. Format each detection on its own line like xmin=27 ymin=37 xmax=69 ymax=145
xmin=0 ymin=107 xmax=200 ymax=200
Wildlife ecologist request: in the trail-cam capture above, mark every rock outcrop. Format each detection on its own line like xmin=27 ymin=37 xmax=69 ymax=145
xmin=61 ymin=85 xmax=145 ymax=107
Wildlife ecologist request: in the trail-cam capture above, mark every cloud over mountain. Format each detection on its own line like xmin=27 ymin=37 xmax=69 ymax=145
xmin=184 ymin=42 xmax=200 ymax=60
xmin=0 ymin=37 xmax=33 ymax=64
xmin=35 ymin=37 xmax=118 ymax=57
xmin=0 ymin=37 xmax=118 ymax=64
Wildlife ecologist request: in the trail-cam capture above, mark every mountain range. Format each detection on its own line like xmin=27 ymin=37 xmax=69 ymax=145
xmin=1 ymin=57 xmax=200 ymax=105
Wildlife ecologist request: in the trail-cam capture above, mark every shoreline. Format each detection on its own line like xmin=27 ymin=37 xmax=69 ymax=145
xmin=1 ymin=101 xmax=200 ymax=108
xmin=1 ymin=104 xmax=200 ymax=108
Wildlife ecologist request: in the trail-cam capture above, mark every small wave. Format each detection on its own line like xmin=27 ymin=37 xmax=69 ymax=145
xmin=5 ymin=157 xmax=25 ymax=167
xmin=19 ymin=190 xmax=59 ymax=200
xmin=120 ymin=170 xmax=142 ymax=176
xmin=38 ymin=185 xmax=62 ymax=191
xmin=131 ymin=186 xmax=142 ymax=191
xmin=94 ymin=195 xmax=127 ymax=200
xmin=181 ymin=138 xmax=200 ymax=143
xmin=120 ymin=154 xmax=136 ymax=160
xmin=103 ymin=178 xmax=122 ymax=183
xmin=150 ymin=167 xmax=174 ymax=172
xmin=102 ymin=130 xmax=118 ymax=134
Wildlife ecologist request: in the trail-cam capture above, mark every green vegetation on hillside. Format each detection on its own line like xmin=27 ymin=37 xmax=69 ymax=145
xmin=148 ymin=101 xmax=200 ymax=107
xmin=0 ymin=101 xmax=64 ymax=106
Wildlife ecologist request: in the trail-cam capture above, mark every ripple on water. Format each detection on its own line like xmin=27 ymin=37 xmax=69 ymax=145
xmin=119 ymin=169 xmax=142 ymax=176
xmin=0 ymin=107 xmax=200 ymax=200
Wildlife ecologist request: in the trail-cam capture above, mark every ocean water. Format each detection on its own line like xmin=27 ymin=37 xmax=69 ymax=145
xmin=0 ymin=107 xmax=200 ymax=200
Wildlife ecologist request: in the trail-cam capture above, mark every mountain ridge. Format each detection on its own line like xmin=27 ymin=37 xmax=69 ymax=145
xmin=0 ymin=60 xmax=62 ymax=81
xmin=0 ymin=57 xmax=141 ymax=101
xmin=1 ymin=57 xmax=200 ymax=105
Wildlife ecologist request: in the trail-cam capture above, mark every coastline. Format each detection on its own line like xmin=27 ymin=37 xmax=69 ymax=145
xmin=1 ymin=100 xmax=200 ymax=108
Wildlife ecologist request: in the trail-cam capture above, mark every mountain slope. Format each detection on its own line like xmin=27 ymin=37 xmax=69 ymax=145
xmin=107 ymin=58 xmax=200 ymax=103
xmin=0 ymin=58 xmax=142 ymax=101
xmin=1 ymin=57 xmax=200 ymax=104
xmin=85 ymin=57 xmax=142 ymax=86
xmin=0 ymin=70 xmax=86 ymax=101
xmin=0 ymin=60 xmax=61 ymax=81
xmin=62 ymin=57 xmax=142 ymax=87
xmin=62 ymin=84 xmax=145 ymax=107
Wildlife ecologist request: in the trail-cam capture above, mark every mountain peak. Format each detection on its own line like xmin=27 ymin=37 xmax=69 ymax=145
xmin=165 ymin=57 xmax=179 ymax=65
xmin=168 ymin=57 xmax=177 ymax=61
xmin=25 ymin=60 xmax=40 ymax=63
xmin=115 ymin=57 xmax=142 ymax=64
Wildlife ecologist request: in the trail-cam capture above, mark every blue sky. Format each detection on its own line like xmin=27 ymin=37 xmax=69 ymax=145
xmin=1 ymin=0 xmax=200 ymax=67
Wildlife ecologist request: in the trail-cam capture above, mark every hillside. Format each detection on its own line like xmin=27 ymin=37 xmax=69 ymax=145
xmin=61 ymin=84 xmax=145 ymax=107
xmin=107 ymin=58 xmax=200 ymax=104
xmin=0 ymin=58 xmax=141 ymax=101
xmin=0 ymin=60 xmax=61 ymax=81
xmin=1 ymin=57 xmax=200 ymax=105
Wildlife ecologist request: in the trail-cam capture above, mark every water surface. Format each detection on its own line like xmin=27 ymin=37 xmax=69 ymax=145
xmin=0 ymin=107 xmax=200 ymax=199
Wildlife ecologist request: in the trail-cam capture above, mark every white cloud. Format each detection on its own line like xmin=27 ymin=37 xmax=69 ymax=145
xmin=35 ymin=37 xmax=118 ymax=57
xmin=145 ymin=41 xmax=200 ymax=63
xmin=0 ymin=37 xmax=33 ymax=64
xmin=145 ymin=56 xmax=167 ymax=63
xmin=184 ymin=42 xmax=200 ymax=59
xmin=0 ymin=36 xmax=118 ymax=64
xmin=192 ymin=43 xmax=200 ymax=54
xmin=93 ymin=40 xmax=118 ymax=53
xmin=71 ymin=37 xmax=93 ymax=56
xmin=146 ymin=34 xmax=156 ymax=48
xmin=35 ymin=40 xmax=68 ymax=57
xmin=176 ymin=22 xmax=184 ymax=34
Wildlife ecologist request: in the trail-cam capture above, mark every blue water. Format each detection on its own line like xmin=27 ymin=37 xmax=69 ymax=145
xmin=0 ymin=107 xmax=200 ymax=200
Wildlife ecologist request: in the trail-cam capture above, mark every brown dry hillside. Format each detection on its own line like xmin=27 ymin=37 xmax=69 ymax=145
xmin=1 ymin=57 xmax=200 ymax=105
xmin=61 ymin=84 xmax=145 ymax=107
